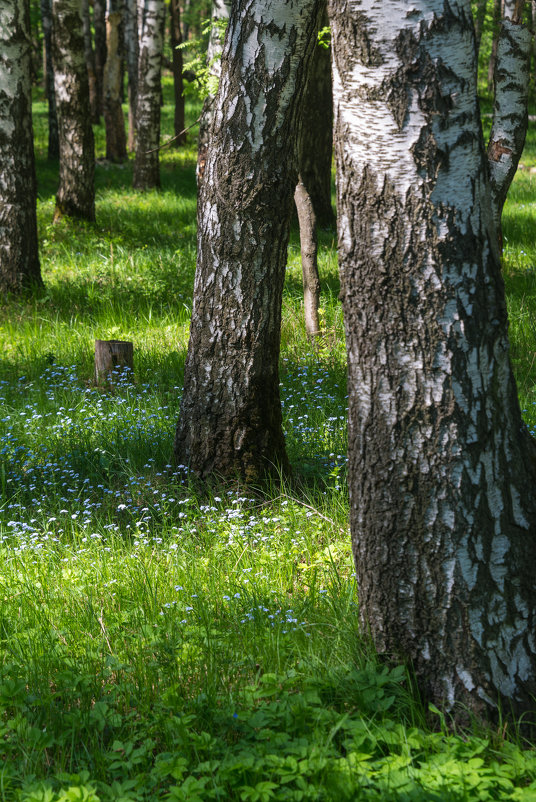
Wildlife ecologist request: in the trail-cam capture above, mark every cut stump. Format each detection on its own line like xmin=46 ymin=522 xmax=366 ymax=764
xmin=95 ymin=339 xmax=134 ymax=385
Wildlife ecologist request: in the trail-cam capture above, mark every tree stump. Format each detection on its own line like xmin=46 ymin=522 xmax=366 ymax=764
xmin=95 ymin=339 xmax=134 ymax=385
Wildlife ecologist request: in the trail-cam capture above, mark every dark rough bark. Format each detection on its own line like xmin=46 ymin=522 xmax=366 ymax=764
xmin=299 ymin=6 xmax=334 ymax=228
xmin=52 ymin=0 xmax=96 ymax=221
xmin=329 ymin=0 xmax=536 ymax=723
xmin=196 ymin=0 xmax=231 ymax=185
xmin=82 ymin=0 xmax=100 ymax=123
xmin=170 ymin=0 xmax=186 ymax=145
xmin=487 ymin=2 xmax=532 ymax=249
xmin=132 ymin=0 xmax=165 ymax=190
xmin=0 ymin=0 xmax=42 ymax=291
xmin=94 ymin=0 xmax=107 ymax=116
xmin=123 ymin=0 xmax=138 ymax=151
xmin=103 ymin=0 xmax=127 ymax=161
xmin=174 ymin=0 xmax=323 ymax=481
xmin=41 ymin=0 xmax=59 ymax=158
xmin=294 ymin=175 xmax=321 ymax=339
xmin=488 ymin=0 xmax=502 ymax=91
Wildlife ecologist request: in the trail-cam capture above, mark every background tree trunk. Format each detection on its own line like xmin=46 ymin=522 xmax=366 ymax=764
xmin=52 ymin=0 xmax=96 ymax=221
xmin=82 ymin=0 xmax=100 ymax=123
xmin=298 ymin=6 xmax=334 ymax=228
xmin=329 ymin=0 xmax=536 ymax=723
xmin=132 ymin=0 xmax=165 ymax=190
xmin=0 ymin=0 xmax=42 ymax=291
xmin=294 ymin=175 xmax=321 ymax=339
xmin=196 ymin=0 xmax=231 ymax=185
xmin=170 ymin=0 xmax=186 ymax=145
xmin=123 ymin=0 xmax=138 ymax=151
xmin=488 ymin=0 xmax=502 ymax=91
xmin=474 ymin=0 xmax=488 ymax=55
xmin=174 ymin=0 xmax=323 ymax=481
xmin=93 ymin=0 xmax=107 ymax=116
xmin=41 ymin=0 xmax=60 ymax=158
xmin=487 ymin=0 xmax=532 ymax=249
xmin=103 ymin=0 xmax=127 ymax=161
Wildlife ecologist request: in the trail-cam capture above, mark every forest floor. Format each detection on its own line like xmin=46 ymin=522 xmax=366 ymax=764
xmin=1 ymin=80 xmax=536 ymax=801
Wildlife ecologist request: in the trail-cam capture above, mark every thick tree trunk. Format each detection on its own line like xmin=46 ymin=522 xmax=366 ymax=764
xmin=94 ymin=0 xmax=107 ymax=116
xmin=174 ymin=0 xmax=323 ymax=481
xmin=132 ymin=0 xmax=165 ymax=190
xmin=298 ymin=6 xmax=334 ymax=228
xmin=196 ymin=0 xmax=231 ymax=185
xmin=0 ymin=0 xmax=42 ymax=291
xmin=123 ymin=0 xmax=138 ymax=151
xmin=170 ymin=0 xmax=186 ymax=145
xmin=41 ymin=0 xmax=60 ymax=158
xmin=82 ymin=0 xmax=100 ymax=123
xmin=487 ymin=0 xmax=532 ymax=250
xmin=103 ymin=0 xmax=127 ymax=161
xmin=294 ymin=176 xmax=321 ymax=339
xmin=329 ymin=0 xmax=536 ymax=723
xmin=52 ymin=0 xmax=96 ymax=221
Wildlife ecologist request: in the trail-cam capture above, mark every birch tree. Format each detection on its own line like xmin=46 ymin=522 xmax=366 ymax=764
xmin=487 ymin=0 xmax=532 ymax=250
xmin=132 ymin=0 xmax=165 ymax=190
xmin=174 ymin=0 xmax=323 ymax=481
xmin=103 ymin=0 xmax=127 ymax=161
xmin=0 ymin=0 xmax=42 ymax=291
xmin=123 ymin=0 xmax=138 ymax=151
xmin=41 ymin=0 xmax=59 ymax=157
xmin=329 ymin=0 xmax=536 ymax=723
xmin=52 ymin=0 xmax=95 ymax=221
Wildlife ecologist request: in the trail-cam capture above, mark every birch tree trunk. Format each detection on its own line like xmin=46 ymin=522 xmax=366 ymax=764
xmin=41 ymin=0 xmax=60 ymax=158
xmin=103 ymin=0 xmax=127 ymax=161
xmin=196 ymin=0 xmax=231 ymax=184
xmin=174 ymin=0 xmax=323 ymax=481
xmin=474 ymin=0 xmax=488 ymax=55
xmin=329 ymin=0 xmax=536 ymax=723
xmin=123 ymin=0 xmax=138 ymax=151
xmin=294 ymin=175 xmax=321 ymax=338
xmin=170 ymin=0 xmax=186 ymax=145
xmin=132 ymin=0 xmax=165 ymax=190
xmin=487 ymin=0 xmax=532 ymax=250
xmin=52 ymin=0 xmax=96 ymax=221
xmin=0 ymin=0 xmax=42 ymax=291
xmin=94 ymin=0 xmax=107 ymax=116
xmin=488 ymin=0 xmax=502 ymax=90
xmin=298 ymin=6 xmax=334 ymax=228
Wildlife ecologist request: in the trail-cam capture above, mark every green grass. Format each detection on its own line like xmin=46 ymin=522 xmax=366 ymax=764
xmin=1 ymin=69 xmax=536 ymax=800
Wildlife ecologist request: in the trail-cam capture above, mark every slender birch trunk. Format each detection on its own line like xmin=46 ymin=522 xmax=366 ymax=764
xmin=294 ymin=176 xmax=321 ymax=339
xmin=196 ymin=0 xmax=231 ymax=184
xmin=0 ymin=0 xmax=42 ymax=291
xmin=170 ymin=0 xmax=186 ymax=145
xmin=488 ymin=0 xmax=502 ymax=90
xmin=132 ymin=0 xmax=165 ymax=190
xmin=123 ymin=0 xmax=138 ymax=151
xmin=103 ymin=0 xmax=127 ymax=161
xmin=82 ymin=0 xmax=99 ymax=123
xmin=174 ymin=0 xmax=323 ymax=481
xmin=94 ymin=0 xmax=107 ymax=116
xmin=52 ymin=0 xmax=96 ymax=221
xmin=487 ymin=0 xmax=532 ymax=249
xmin=329 ymin=0 xmax=536 ymax=723
xmin=41 ymin=0 xmax=59 ymax=158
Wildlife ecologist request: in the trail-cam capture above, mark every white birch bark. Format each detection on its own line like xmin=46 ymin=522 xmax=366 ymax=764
xmin=487 ymin=2 xmax=532 ymax=248
xmin=52 ymin=0 xmax=96 ymax=221
xmin=329 ymin=0 xmax=536 ymax=723
xmin=175 ymin=0 xmax=323 ymax=480
xmin=132 ymin=0 xmax=165 ymax=189
xmin=0 ymin=0 xmax=42 ymax=290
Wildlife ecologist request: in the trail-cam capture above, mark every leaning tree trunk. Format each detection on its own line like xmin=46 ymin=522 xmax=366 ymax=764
xmin=487 ymin=0 xmax=532 ymax=250
xmin=0 ymin=0 xmax=42 ymax=291
xmin=174 ymin=0 xmax=323 ymax=481
xmin=41 ymin=0 xmax=59 ymax=158
xmin=298 ymin=5 xmax=334 ymax=228
xmin=123 ymin=0 xmax=138 ymax=151
xmin=196 ymin=0 xmax=231 ymax=185
xmin=132 ymin=0 xmax=165 ymax=190
xmin=103 ymin=0 xmax=127 ymax=161
xmin=52 ymin=0 xmax=96 ymax=221
xmin=170 ymin=0 xmax=186 ymax=145
xmin=329 ymin=0 xmax=536 ymax=724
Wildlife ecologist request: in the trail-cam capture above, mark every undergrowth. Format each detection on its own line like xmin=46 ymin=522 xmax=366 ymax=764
xmin=0 ymin=48 xmax=536 ymax=801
